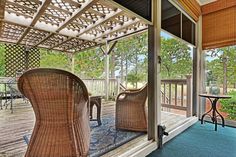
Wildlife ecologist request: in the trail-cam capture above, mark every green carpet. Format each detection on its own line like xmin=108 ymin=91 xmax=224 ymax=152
xmin=148 ymin=122 xmax=236 ymax=157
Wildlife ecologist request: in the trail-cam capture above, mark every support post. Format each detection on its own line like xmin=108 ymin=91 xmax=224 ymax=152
xmin=186 ymin=75 xmax=192 ymax=117
xmin=197 ymin=16 xmax=205 ymax=118
xmin=148 ymin=0 xmax=162 ymax=141
xmin=104 ymin=42 xmax=110 ymax=100
xmin=193 ymin=15 xmax=203 ymax=117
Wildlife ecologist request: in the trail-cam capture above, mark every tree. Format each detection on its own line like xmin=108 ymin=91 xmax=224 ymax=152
xmin=160 ymin=38 xmax=192 ymax=79
xmin=40 ymin=49 xmax=70 ymax=71
xmin=207 ymin=46 xmax=236 ymax=94
xmin=74 ymin=47 xmax=104 ymax=78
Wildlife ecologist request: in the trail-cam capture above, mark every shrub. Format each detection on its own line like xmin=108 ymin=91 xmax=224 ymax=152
xmin=220 ymin=91 xmax=236 ymax=120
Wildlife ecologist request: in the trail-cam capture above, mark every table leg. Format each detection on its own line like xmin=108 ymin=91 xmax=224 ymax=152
xmin=211 ymin=98 xmax=224 ymax=131
xmin=90 ymin=102 xmax=93 ymax=119
xmin=97 ymin=98 xmax=102 ymax=126
xmin=201 ymin=106 xmax=213 ymax=124
xmin=215 ymin=107 xmax=225 ymax=127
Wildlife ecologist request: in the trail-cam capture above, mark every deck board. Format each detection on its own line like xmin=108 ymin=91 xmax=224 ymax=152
xmin=0 ymin=99 xmax=187 ymax=157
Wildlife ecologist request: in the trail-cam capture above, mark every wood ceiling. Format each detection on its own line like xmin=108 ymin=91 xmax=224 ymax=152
xmin=0 ymin=0 xmax=148 ymax=53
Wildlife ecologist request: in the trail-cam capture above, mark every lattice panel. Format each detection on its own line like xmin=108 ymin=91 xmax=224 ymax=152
xmin=0 ymin=22 xmax=26 ymax=42
xmin=4 ymin=44 xmax=40 ymax=77
xmin=76 ymin=41 xmax=97 ymax=51
xmin=21 ymin=28 xmax=50 ymax=46
xmin=91 ymin=3 xmax=113 ymax=14
xmin=1 ymin=0 xmax=148 ymax=53
xmin=58 ymin=38 xmax=85 ymax=50
xmin=107 ymin=22 xmax=148 ymax=40
xmin=51 ymin=0 xmax=80 ymax=12
xmin=40 ymin=34 xmax=67 ymax=48
xmin=5 ymin=0 xmax=39 ymax=18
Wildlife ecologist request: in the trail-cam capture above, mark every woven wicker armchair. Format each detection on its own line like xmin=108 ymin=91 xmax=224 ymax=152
xmin=115 ymin=84 xmax=148 ymax=132
xmin=18 ymin=68 xmax=90 ymax=157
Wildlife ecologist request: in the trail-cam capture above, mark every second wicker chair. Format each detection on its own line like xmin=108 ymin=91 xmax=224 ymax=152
xmin=115 ymin=84 xmax=148 ymax=132
xmin=18 ymin=68 xmax=90 ymax=157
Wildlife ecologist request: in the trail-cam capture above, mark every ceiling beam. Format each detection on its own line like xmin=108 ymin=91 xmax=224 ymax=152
xmin=87 ymin=8 xmax=105 ymax=17
xmin=76 ymin=10 xmax=123 ymax=37
xmin=34 ymin=0 xmax=98 ymax=47
xmin=93 ymin=19 xmax=140 ymax=41
xmin=17 ymin=0 xmax=52 ymax=44
xmin=0 ymin=0 xmax=6 ymax=35
xmin=0 ymin=0 xmax=6 ymax=19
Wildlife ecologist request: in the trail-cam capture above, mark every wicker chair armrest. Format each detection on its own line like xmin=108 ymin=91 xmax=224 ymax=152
xmin=125 ymin=89 xmax=140 ymax=92
xmin=116 ymin=89 xmax=143 ymax=101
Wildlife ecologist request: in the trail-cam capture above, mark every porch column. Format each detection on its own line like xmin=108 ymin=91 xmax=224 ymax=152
xmin=197 ymin=16 xmax=205 ymax=117
xmin=104 ymin=42 xmax=110 ymax=100
xmin=148 ymin=0 xmax=161 ymax=141
xmin=192 ymin=15 xmax=203 ymax=117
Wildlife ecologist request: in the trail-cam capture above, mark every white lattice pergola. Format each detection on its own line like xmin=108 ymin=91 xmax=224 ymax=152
xmin=0 ymin=0 xmax=148 ymax=53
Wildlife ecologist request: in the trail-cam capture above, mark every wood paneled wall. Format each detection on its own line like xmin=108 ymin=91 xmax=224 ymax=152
xmin=202 ymin=0 xmax=236 ymax=49
xmin=177 ymin=0 xmax=201 ymax=21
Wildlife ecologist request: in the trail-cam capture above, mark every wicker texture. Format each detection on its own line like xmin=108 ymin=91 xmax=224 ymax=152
xmin=115 ymin=85 xmax=148 ymax=132
xmin=18 ymin=68 xmax=90 ymax=157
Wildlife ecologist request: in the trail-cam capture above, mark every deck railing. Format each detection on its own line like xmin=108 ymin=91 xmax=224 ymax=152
xmin=82 ymin=76 xmax=192 ymax=117
xmin=161 ymin=75 xmax=192 ymax=117
xmin=82 ymin=78 xmax=119 ymax=98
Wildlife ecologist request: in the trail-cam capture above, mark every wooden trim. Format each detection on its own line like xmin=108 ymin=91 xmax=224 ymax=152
xmin=201 ymin=0 xmax=236 ymax=15
xmin=177 ymin=0 xmax=201 ymax=21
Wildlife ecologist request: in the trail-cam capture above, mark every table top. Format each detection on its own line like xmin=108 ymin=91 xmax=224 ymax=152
xmin=199 ymin=94 xmax=231 ymax=99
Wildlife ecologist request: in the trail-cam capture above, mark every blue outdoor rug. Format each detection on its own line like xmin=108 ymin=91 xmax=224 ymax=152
xmin=148 ymin=122 xmax=236 ymax=157
xmin=23 ymin=116 xmax=144 ymax=157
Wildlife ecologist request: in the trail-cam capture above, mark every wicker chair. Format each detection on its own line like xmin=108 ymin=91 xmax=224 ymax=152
xmin=115 ymin=84 xmax=148 ymax=132
xmin=18 ymin=68 xmax=90 ymax=157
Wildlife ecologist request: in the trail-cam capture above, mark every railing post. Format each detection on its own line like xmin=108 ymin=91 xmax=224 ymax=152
xmin=104 ymin=42 xmax=110 ymax=100
xmin=117 ymin=77 xmax=120 ymax=97
xmin=186 ymin=75 xmax=192 ymax=117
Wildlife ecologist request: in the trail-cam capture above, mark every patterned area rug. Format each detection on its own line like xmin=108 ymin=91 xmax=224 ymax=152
xmin=23 ymin=116 xmax=145 ymax=157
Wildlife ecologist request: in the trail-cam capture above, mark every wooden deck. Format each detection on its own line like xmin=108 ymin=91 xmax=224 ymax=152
xmin=0 ymin=99 xmax=187 ymax=157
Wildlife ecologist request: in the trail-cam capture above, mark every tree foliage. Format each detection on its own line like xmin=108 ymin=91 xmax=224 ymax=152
xmin=160 ymin=38 xmax=192 ymax=78
xmin=74 ymin=48 xmax=104 ymax=78
xmin=40 ymin=49 xmax=70 ymax=71
xmin=206 ymin=46 xmax=236 ymax=91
